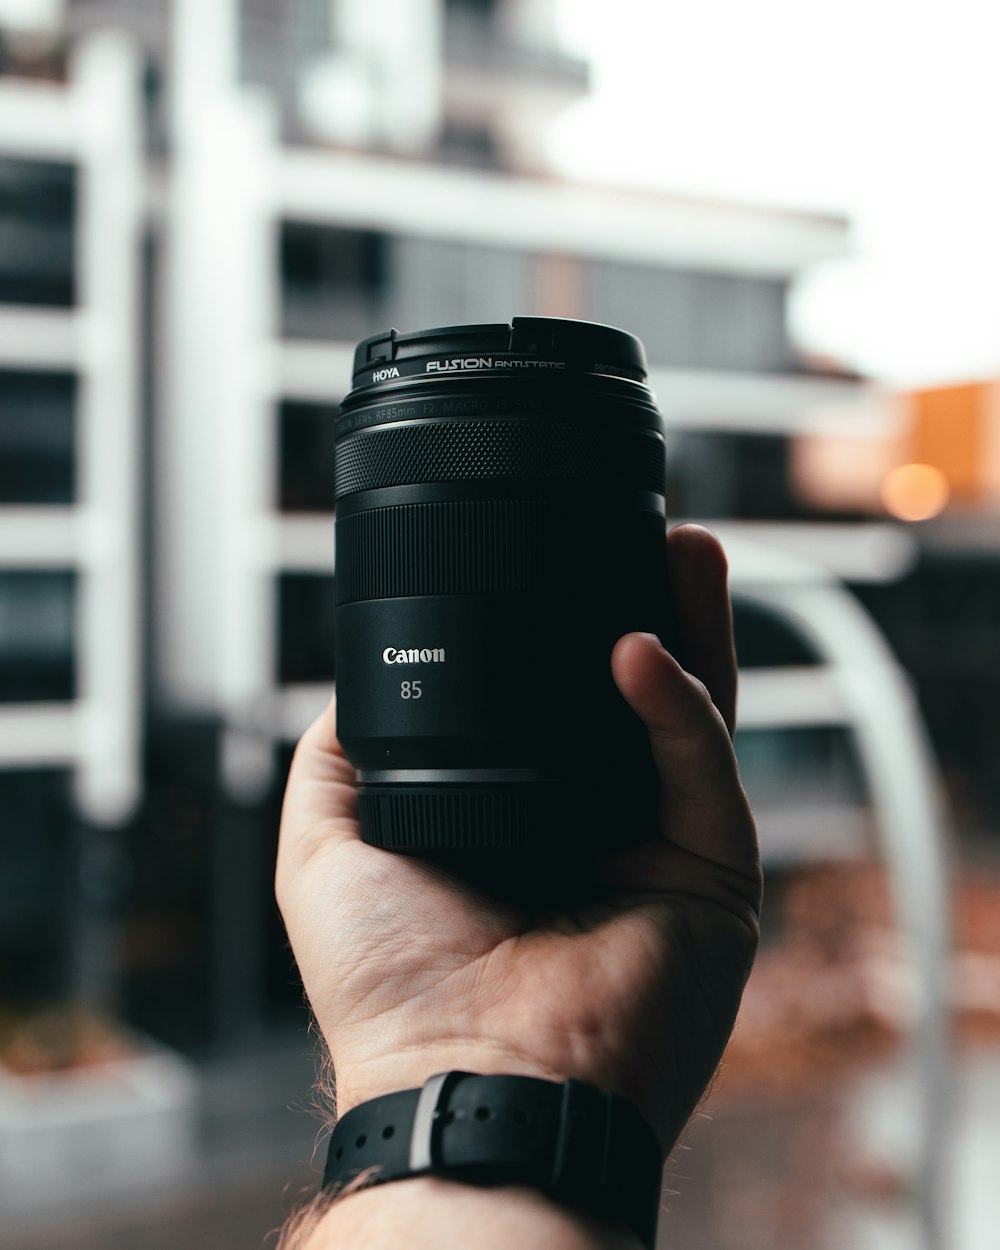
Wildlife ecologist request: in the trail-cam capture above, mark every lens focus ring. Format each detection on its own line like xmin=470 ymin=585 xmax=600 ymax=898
xmin=336 ymin=500 xmax=534 ymax=603
xmin=334 ymin=418 xmax=666 ymax=500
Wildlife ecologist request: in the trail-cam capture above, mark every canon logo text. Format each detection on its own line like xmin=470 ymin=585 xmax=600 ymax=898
xmin=382 ymin=646 xmax=446 ymax=664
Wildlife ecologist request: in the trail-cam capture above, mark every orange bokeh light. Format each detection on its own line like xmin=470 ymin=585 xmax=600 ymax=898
xmin=880 ymin=463 xmax=950 ymax=522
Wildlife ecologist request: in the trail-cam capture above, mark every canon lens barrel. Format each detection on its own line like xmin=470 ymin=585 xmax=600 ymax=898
xmin=333 ymin=317 xmax=670 ymax=857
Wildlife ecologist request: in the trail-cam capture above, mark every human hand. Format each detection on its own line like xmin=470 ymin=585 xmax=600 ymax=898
xmin=276 ymin=524 xmax=761 ymax=1152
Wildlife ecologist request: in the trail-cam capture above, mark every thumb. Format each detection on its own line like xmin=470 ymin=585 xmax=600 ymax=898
xmin=276 ymin=693 xmax=359 ymax=900
xmin=611 ymin=632 xmax=758 ymax=879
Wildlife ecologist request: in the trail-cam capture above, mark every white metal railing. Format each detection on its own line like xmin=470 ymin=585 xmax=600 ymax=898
xmin=0 ymin=33 xmax=143 ymax=827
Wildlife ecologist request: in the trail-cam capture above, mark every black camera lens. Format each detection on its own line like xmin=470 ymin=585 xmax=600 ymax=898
xmin=334 ymin=317 xmax=669 ymax=858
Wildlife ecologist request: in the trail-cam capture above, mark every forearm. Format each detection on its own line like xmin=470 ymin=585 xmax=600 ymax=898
xmin=285 ymin=1178 xmax=644 ymax=1250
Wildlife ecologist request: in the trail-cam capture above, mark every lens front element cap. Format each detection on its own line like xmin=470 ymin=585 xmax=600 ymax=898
xmin=351 ymin=317 xmax=649 ymax=392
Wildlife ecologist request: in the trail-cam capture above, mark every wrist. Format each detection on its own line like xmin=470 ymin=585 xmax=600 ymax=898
xmin=303 ymin=1177 xmax=643 ymax=1250
xmin=332 ymin=1043 xmax=569 ymax=1115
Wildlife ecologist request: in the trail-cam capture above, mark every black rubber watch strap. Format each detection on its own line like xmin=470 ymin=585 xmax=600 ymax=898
xmin=323 ymin=1072 xmax=664 ymax=1249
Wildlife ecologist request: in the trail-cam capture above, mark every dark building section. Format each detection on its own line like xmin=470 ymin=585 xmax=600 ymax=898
xmin=120 ymin=722 xmax=219 ymax=1051
xmin=736 ymin=723 xmax=867 ymax=811
xmin=278 ymin=221 xmax=805 ymax=378
xmin=387 ymin=235 xmax=531 ymax=333
xmin=445 ymin=0 xmax=504 ymax=31
xmin=855 ymin=553 xmax=1000 ymax=837
xmin=436 ymin=117 xmax=504 ymax=169
xmin=0 ymin=158 xmax=75 ymax=306
xmin=0 ymin=370 xmax=76 ymax=505
xmin=278 ymin=399 xmax=338 ymax=512
xmin=278 ymin=573 xmax=336 ymax=685
xmin=733 ymin=599 xmax=824 ymax=670
xmin=264 ymin=746 xmax=307 ymax=1026
xmin=666 ymin=431 xmax=849 ymax=521
xmin=731 ymin=602 xmax=863 ymax=842
xmin=591 ymin=261 xmax=801 ymax=374
xmin=0 ymin=769 xmax=78 ymax=1005
xmin=0 ymin=570 xmax=76 ymax=702
xmin=280 ymin=223 xmax=389 ymax=341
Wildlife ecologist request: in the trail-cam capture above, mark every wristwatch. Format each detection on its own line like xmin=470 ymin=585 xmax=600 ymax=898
xmin=323 ymin=1071 xmax=665 ymax=1249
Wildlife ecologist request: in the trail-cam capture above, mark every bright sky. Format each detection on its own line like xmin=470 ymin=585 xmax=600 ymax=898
xmin=552 ymin=0 xmax=1000 ymax=384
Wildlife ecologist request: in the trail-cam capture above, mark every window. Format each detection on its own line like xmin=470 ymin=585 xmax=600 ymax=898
xmin=0 ymin=371 xmax=76 ymax=504
xmin=0 ymin=571 xmax=76 ymax=702
xmin=278 ymin=573 xmax=336 ymax=684
xmin=0 ymin=158 xmax=75 ymax=307
xmin=278 ymin=400 xmax=337 ymax=513
xmin=280 ymin=223 xmax=388 ymax=340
